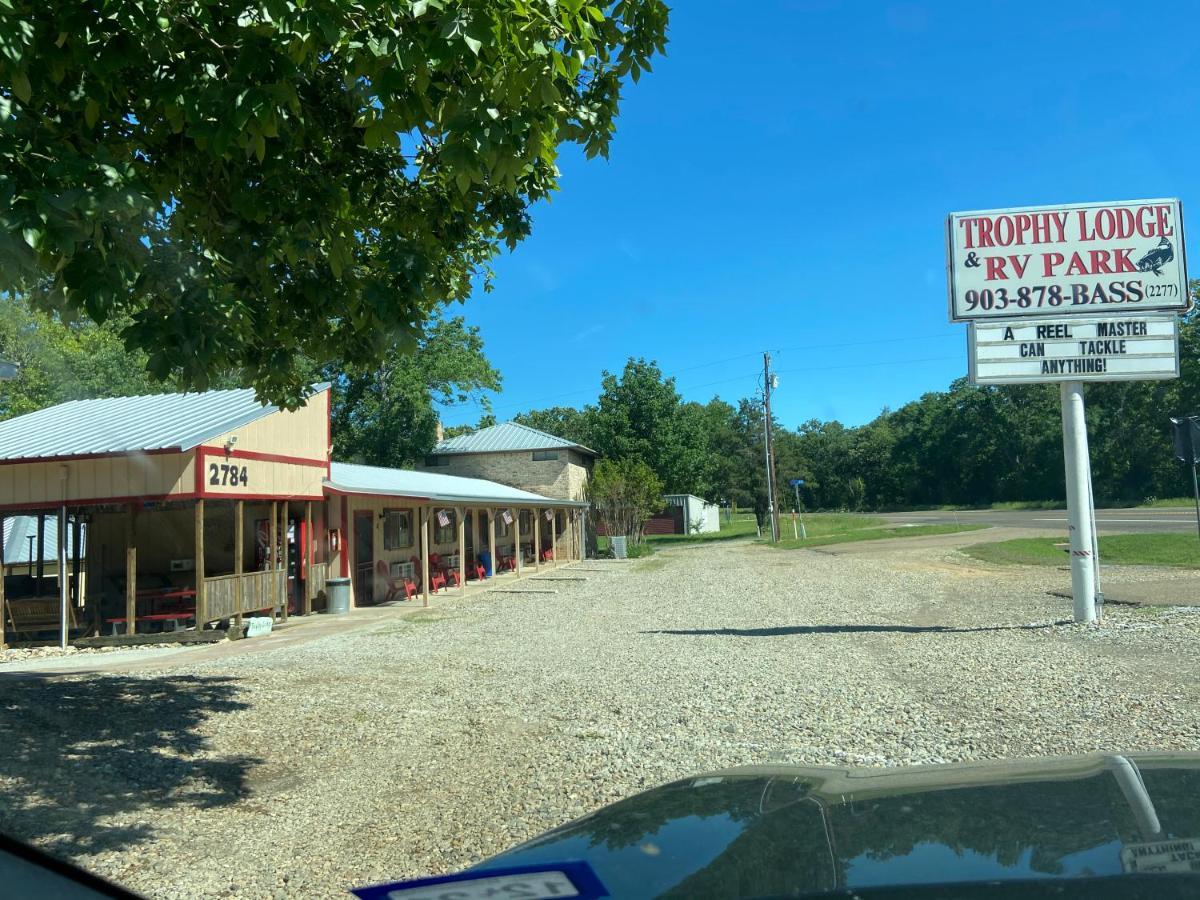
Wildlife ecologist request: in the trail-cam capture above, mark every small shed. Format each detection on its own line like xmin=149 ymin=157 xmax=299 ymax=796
xmin=663 ymin=494 xmax=720 ymax=534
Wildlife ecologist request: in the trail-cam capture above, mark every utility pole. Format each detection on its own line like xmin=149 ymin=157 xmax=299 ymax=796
xmin=763 ymin=352 xmax=780 ymax=543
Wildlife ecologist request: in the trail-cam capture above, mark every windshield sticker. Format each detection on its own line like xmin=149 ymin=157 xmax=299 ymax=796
xmin=1121 ymin=839 xmax=1200 ymax=874
xmin=351 ymin=861 xmax=609 ymax=900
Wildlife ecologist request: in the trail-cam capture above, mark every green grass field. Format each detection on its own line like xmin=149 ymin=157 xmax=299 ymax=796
xmin=771 ymin=522 xmax=987 ymax=550
xmin=965 ymin=533 xmax=1200 ymax=568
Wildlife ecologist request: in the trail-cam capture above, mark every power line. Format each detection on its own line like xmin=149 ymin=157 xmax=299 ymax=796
xmin=483 ymin=333 xmax=961 ymax=415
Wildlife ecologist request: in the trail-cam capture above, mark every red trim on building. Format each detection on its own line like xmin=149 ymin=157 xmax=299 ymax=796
xmin=340 ymin=494 xmax=349 ymax=577
xmin=0 ymin=492 xmax=200 ymax=512
xmin=0 ymin=447 xmax=181 ymax=467
xmin=197 ymin=445 xmax=327 ymax=468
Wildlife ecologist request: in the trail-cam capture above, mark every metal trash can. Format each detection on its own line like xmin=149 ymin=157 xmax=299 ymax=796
xmin=611 ymin=536 xmax=628 ymax=559
xmin=325 ymin=577 xmax=352 ymax=615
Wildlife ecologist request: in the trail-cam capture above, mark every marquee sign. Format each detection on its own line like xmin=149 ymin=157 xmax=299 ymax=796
xmin=947 ymin=199 xmax=1189 ymax=321
xmin=969 ymin=314 xmax=1179 ymax=385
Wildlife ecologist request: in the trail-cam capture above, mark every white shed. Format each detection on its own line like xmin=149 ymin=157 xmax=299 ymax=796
xmin=663 ymin=494 xmax=720 ymax=534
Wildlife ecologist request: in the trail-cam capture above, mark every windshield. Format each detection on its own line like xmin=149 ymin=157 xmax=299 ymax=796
xmin=2 ymin=2 xmax=1199 ymax=899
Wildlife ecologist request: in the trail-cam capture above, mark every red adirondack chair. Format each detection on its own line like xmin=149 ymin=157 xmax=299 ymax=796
xmin=376 ymin=559 xmax=413 ymax=603
xmin=427 ymin=554 xmax=447 ymax=592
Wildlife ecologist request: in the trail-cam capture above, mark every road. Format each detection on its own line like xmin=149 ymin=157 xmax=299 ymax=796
xmin=878 ymin=506 xmax=1199 ymax=534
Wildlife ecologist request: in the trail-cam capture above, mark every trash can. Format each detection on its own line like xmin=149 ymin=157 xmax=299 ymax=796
xmin=611 ymin=536 xmax=628 ymax=559
xmin=478 ymin=550 xmax=492 ymax=577
xmin=325 ymin=577 xmax=352 ymax=615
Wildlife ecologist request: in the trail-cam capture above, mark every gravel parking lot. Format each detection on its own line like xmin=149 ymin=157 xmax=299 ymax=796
xmin=4 ymin=538 xmax=1200 ymax=898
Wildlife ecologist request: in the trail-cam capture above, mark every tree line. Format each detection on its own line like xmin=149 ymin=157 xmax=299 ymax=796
xmin=5 ymin=292 xmax=1198 ymax=517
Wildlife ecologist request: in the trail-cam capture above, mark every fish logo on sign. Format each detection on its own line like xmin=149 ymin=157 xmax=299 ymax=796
xmin=1136 ymin=237 xmax=1174 ymax=276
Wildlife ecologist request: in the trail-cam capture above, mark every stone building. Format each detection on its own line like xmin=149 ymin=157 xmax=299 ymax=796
xmin=421 ymin=422 xmax=596 ymax=503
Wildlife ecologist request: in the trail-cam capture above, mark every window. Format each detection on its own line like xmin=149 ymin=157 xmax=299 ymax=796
xmin=532 ymin=450 xmax=559 ymax=461
xmin=424 ymin=455 xmax=449 ymax=466
xmin=434 ymin=509 xmax=456 ymax=545
xmin=519 ymin=509 xmax=531 ymax=537
xmin=383 ymin=509 xmax=412 ymax=550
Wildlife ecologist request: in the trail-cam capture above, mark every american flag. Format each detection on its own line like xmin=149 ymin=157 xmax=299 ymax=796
xmin=437 ymin=510 xmax=450 ymax=528
xmin=544 ymin=509 xmax=553 ymax=521
xmin=501 ymin=510 xmax=513 ymax=525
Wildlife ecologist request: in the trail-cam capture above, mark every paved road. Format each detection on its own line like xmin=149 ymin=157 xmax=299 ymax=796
xmin=878 ymin=506 xmax=1198 ymax=534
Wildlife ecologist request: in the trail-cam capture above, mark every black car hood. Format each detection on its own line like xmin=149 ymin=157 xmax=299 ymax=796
xmin=474 ymin=753 xmax=1200 ymax=898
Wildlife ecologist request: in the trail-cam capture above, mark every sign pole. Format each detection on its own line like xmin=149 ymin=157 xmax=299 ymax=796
xmin=1191 ymin=463 xmax=1200 ymax=544
xmin=1060 ymin=380 xmax=1097 ymax=624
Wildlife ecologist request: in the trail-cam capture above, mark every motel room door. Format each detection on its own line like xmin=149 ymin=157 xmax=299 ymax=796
xmin=354 ymin=510 xmax=374 ymax=605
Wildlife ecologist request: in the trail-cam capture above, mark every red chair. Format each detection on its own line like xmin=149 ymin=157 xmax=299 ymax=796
xmin=471 ymin=560 xmax=486 ymax=581
xmin=428 ymin=554 xmax=447 ymax=593
xmin=540 ymin=547 xmax=554 ymax=562
xmin=376 ymin=560 xmax=408 ymax=603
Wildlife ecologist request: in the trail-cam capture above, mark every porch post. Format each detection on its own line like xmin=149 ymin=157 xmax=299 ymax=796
xmin=456 ymin=507 xmax=466 ymax=591
xmin=58 ymin=504 xmax=67 ymax=649
xmin=0 ymin=515 xmax=6 ymax=650
xmin=487 ymin=508 xmax=496 ymax=580
xmin=125 ymin=504 xmax=137 ymax=636
xmin=279 ymin=501 xmax=289 ymax=622
xmin=533 ymin=507 xmax=541 ymax=571
xmin=234 ymin=500 xmax=244 ymax=632
xmin=269 ymin=501 xmax=278 ymax=617
xmin=71 ymin=515 xmax=82 ymax=605
xmin=304 ymin=500 xmax=314 ymax=615
xmin=551 ymin=509 xmax=558 ymax=568
xmin=194 ymin=499 xmax=206 ymax=628
xmin=35 ymin=513 xmax=44 ymax=595
xmin=513 ymin=508 xmax=521 ymax=576
xmin=420 ymin=507 xmax=430 ymax=607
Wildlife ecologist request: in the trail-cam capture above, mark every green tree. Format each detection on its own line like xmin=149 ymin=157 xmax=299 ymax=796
xmin=587 ymin=456 xmax=663 ymax=545
xmin=330 ymin=316 xmax=500 ymax=467
xmin=513 ymin=405 xmax=596 ymax=447
xmin=0 ymin=293 xmax=179 ymax=418
xmin=1 ymin=0 xmax=669 ymax=405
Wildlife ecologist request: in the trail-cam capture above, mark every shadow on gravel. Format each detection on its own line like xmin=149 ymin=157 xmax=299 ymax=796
xmin=0 ymin=674 xmax=258 ymax=859
xmin=644 ymin=621 xmax=1072 ymax=637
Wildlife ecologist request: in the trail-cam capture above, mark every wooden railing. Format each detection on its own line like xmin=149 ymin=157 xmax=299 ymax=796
xmin=201 ymin=570 xmax=284 ymax=625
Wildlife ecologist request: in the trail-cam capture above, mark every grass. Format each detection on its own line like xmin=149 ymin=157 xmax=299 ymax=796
xmin=875 ymin=497 xmax=1195 ymax=512
xmin=964 ymin=533 xmax=1200 ymax=568
xmin=643 ymin=517 xmax=761 ymax=544
xmin=771 ymin=522 xmax=987 ymax=550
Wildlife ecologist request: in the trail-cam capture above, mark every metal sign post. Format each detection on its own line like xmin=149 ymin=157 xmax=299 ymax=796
xmin=1169 ymin=416 xmax=1200 ymax=542
xmin=789 ymin=478 xmax=808 ymax=539
xmin=1060 ymin=382 xmax=1097 ymax=624
xmin=947 ymin=198 xmax=1189 ymax=625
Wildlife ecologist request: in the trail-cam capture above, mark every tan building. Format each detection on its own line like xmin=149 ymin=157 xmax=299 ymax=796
xmin=421 ymin=422 xmax=596 ymax=502
xmin=0 ymin=386 xmax=586 ymax=646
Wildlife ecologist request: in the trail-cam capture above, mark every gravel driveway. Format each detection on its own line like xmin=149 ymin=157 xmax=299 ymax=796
xmin=4 ymin=539 xmax=1200 ymax=898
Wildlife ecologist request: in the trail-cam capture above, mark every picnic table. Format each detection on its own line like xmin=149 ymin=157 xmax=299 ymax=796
xmin=106 ymin=587 xmax=196 ymax=635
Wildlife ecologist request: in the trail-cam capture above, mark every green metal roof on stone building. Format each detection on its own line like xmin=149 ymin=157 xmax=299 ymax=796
xmin=431 ymin=422 xmax=596 ymax=457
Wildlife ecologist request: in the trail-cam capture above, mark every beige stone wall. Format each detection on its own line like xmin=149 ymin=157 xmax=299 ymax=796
xmin=422 ymin=449 xmax=593 ymax=502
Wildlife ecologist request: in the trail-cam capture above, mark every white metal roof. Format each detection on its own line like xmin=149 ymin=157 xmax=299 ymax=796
xmin=0 ymin=384 xmax=331 ymax=461
xmin=325 ymin=462 xmax=586 ymax=507
xmin=432 ymin=421 xmax=596 ymax=456
xmin=2 ymin=513 xmax=85 ymax=564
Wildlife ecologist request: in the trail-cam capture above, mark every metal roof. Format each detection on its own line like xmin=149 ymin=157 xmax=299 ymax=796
xmin=432 ymin=421 xmax=596 ymax=456
xmin=0 ymin=384 xmax=331 ymax=461
xmin=325 ymin=462 xmax=586 ymax=507
xmin=2 ymin=514 xmax=85 ymax=564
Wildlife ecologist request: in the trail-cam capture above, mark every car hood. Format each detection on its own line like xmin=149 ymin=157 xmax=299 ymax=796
xmin=475 ymin=753 xmax=1200 ymax=898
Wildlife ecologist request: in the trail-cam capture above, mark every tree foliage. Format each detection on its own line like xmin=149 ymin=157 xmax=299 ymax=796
xmin=0 ymin=0 xmax=669 ymax=405
xmin=328 ymin=315 xmax=500 ymax=467
xmin=586 ymin=456 xmax=662 ymax=544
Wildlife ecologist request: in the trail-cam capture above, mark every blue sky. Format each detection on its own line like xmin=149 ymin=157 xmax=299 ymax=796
xmin=441 ymin=1 xmax=1200 ymax=431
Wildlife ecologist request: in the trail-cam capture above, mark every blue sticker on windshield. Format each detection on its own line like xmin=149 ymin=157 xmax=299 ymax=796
xmin=351 ymin=860 xmax=609 ymax=900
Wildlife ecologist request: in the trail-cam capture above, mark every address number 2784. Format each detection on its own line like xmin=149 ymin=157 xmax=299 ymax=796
xmin=209 ymin=463 xmax=250 ymax=487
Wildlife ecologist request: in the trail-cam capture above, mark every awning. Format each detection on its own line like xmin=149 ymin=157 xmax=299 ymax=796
xmin=324 ymin=462 xmax=588 ymax=508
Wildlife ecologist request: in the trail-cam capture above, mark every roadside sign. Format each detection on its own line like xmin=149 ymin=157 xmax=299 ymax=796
xmin=947 ymin=199 xmax=1189 ymax=321
xmin=790 ymin=478 xmax=804 ymax=486
xmin=969 ymin=314 xmax=1179 ymax=385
